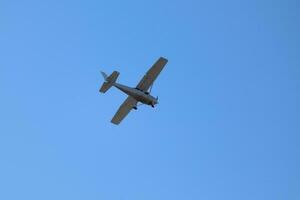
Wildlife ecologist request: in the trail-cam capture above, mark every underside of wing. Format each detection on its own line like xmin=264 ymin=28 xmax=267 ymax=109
xmin=111 ymin=96 xmax=137 ymax=125
xmin=136 ymin=57 xmax=168 ymax=91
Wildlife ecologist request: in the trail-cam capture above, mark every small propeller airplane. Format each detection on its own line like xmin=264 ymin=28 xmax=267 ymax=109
xmin=99 ymin=57 xmax=168 ymax=125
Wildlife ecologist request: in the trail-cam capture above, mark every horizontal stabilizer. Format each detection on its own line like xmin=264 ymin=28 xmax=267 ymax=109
xmin=99 ymin=71 xmax=119 ymax=93
xmin=106 ymin=71 xmax=119 ymax=83
xmin=100 ymin=82 xmax=112 ymax=93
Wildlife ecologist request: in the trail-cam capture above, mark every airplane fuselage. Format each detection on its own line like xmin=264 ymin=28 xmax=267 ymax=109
xmin=113 ymin=83 xmax=158 ymax=107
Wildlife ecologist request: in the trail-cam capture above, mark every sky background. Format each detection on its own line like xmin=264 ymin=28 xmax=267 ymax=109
xmin=0 ymin=0 xmax=299 ymax=199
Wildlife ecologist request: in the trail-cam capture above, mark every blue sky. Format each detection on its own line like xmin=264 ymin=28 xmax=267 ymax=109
xmin=0 ymin=0 xmax=299 ymax=199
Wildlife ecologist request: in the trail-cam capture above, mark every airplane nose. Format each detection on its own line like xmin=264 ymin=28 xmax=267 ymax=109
xmin=151 ymin=96 xmax=158 ymax=106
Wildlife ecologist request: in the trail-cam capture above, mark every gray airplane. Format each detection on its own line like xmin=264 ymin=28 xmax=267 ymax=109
xmin=99 ymin=57 xmax=168 ymax=125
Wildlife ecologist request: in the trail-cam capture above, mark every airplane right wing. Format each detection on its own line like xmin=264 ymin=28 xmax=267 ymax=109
xmin=136 ymin=57 xmax=168 ymax=92
xmin=111 ymin=96 xmax=137 ymax=125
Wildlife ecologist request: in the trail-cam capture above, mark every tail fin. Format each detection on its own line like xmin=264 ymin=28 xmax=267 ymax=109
xmin=99 ymin=71 xmax=119 ymax=93
xmin=101 ymin=71 xmax=108 ymax=80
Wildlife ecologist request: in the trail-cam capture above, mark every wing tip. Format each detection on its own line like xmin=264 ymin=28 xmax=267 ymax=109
xmin=111 ymin=119 xmax=120 ymax=125
xmin=160 ymin=56 xmax=168 ymax=63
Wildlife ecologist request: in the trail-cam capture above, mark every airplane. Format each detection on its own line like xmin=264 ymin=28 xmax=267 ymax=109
xmin=99 ymin=57 xmax=168 ymax=125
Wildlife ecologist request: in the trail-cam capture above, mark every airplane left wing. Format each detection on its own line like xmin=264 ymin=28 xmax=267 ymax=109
xmin=111 ymin=96 xmax=137 ymax=125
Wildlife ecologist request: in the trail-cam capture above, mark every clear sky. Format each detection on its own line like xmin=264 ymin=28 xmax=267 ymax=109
xmin=1 ymin=0 xmax=299 ymax=199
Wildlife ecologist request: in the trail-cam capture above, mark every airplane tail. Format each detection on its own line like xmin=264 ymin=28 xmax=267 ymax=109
xmin=99 ymin=71 xmax=119 ymax=93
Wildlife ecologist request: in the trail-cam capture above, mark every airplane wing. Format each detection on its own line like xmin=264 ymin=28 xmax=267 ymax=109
xmin=136 ymin=57 xmax=168 ymax=91
xmin=111 ymin=96 xmax=137 ymax=125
